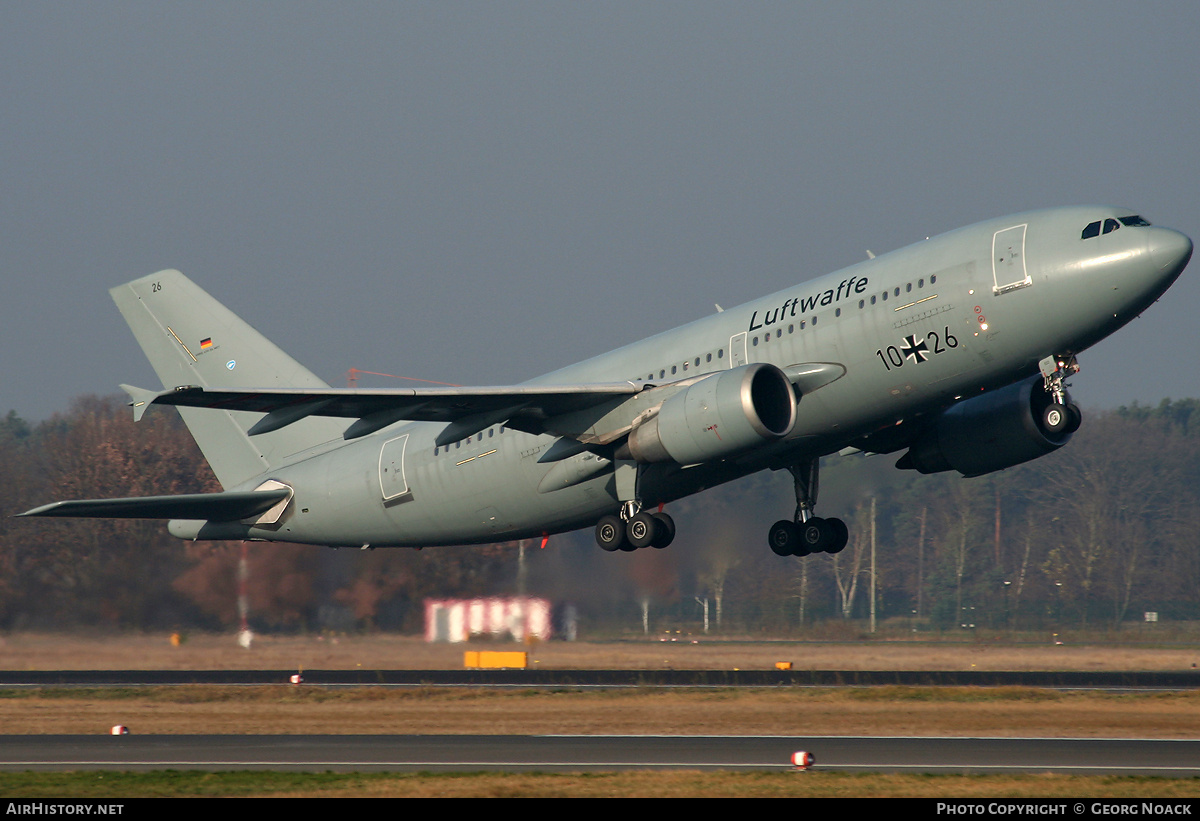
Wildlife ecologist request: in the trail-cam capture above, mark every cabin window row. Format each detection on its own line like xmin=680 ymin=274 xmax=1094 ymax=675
xmin=857 ymin=274 xmax=937 ymax=310
xmin=645 ymin=348 xmax=726 ymax=381
xmin=752 ymin=319 xmax=812 ymax=346
xmin=747 ymin=274 xmax=938 ymax=346
xmin=642 ymin=272 xmax=943 ymax=379
xmin=434 ymin=426 xmax=507 ymax=455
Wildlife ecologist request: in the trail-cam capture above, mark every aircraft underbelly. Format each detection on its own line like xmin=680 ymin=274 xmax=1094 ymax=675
xmin=321 ymin=426 xmax=619 ymax=546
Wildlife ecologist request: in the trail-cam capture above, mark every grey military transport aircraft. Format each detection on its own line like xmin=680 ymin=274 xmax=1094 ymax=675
xmin=20 ymin=206 xmax=1193 ymax=557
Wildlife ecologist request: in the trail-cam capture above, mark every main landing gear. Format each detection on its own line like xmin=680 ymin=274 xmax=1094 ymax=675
xmin=1038 ymin=354 xmax=1083 ymax=436
xmin=592 ymin=457 xmax=847 ymax=556
xmin=768 ymin=458 xmax=849 ymax=557
xmin=595 ymin=508 xmax=676 ymax=551
xmin=594 ymin=460 xmax=676 ymax=552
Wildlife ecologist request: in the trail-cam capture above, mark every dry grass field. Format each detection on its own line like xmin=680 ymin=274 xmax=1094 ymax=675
xmin=0 ymin=632 xmax=1197 ymax=739
xmin=5 ymin=683 xmax=1200 ymax=738
xmin=2 ymin=630 xmax=1198 ymax=672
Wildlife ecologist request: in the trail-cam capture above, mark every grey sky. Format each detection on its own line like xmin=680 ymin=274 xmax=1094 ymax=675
xmin=3 ymin=2 xmax=1198 ymax=421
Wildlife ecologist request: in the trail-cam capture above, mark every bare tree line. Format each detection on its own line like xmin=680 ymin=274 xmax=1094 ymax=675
xmin=1 ymin=396 xmax=1198 ymax=634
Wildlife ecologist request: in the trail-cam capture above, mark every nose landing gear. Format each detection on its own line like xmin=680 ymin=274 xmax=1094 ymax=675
xmin=1038 ymin=354 xmax=1083 ymax=436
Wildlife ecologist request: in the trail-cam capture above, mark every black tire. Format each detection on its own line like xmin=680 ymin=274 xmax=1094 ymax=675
xmin=1065 ymin=403 xmax=1083 ymax=434
xmin=826 ymin=517 xmax=849 ymax=554
xmin=801 ymin=517 xmax=830 ymax=553
xmin=595 ymin=515 xmax=627 ymax=552
xmin=626 ymin=512 xmax=659 ymax=549
xmin=650 ymin=512 xmax=676 ymax=548
xmin=769 ymin=520 xmax=799 ymax=556
xmin=1042 ymin=403 xmax=1069 ymax=435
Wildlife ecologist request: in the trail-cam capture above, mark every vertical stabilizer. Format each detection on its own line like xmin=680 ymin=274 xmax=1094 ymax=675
xmin=110 ymin=270 xmax=346 ymax=488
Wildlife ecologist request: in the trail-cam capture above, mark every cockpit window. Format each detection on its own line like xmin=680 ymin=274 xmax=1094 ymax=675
xmin=1083 ymin=215 xmax=1151 ymax=240
xmin=1119 ymin=215 xmax=1151 ymax=227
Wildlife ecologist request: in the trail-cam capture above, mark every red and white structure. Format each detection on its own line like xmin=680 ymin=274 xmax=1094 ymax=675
xmin=424 ymin=597 xmax=552 ymax=643
xmin=791 ymin=750 xmax=815 ymax=770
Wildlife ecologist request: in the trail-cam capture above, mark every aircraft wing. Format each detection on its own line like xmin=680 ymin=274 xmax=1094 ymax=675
xmin=121 ymin=362 xmax=846 ymax=447
xmin=18 ymin=488 xmax=292 ymax=521
xmin=121 ymin=382 xmax=646 ymax=442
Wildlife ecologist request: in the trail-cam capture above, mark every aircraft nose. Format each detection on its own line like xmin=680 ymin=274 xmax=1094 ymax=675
xmin=1148 ymin=226 xmax=1193 ymax=276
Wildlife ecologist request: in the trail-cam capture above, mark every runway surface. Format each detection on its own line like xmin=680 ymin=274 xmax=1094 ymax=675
xmin=2 ymin=734 xmax=1198 ymax=775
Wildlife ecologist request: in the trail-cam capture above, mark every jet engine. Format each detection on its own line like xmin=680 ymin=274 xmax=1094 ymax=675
xmin=897 ymin=375 xmax=1074 ymax=477
xmin=625 ymin=362 xmax=797 ymax=464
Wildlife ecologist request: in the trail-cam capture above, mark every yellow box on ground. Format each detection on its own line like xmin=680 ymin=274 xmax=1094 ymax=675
xmin=464 ymin=651 xmax=528 ymax=669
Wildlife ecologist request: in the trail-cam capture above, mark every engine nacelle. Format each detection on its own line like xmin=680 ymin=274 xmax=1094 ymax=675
xmin=626 ymin=363 xmax=797 ymax=464
xmin=898 ymin=375 xmax=1072 ymax=477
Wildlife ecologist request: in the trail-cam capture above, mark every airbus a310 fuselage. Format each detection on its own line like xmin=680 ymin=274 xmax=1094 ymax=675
xmin=22 ymin=206 xmax=1193 ymax=558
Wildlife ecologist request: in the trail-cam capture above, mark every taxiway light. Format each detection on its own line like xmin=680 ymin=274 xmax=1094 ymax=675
xmin=791 ymin=751 xmax=814 ymax=770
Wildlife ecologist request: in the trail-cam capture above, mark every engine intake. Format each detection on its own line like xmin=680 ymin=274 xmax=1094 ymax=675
xmin=626 ymin=363 xmax=797 ymax=464
xmin=897 ymin=375 xmax=1073 ymax=477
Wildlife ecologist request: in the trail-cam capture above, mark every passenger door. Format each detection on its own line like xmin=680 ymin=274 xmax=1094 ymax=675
xmin=992 ymin=223 xmax=1030 ymax=294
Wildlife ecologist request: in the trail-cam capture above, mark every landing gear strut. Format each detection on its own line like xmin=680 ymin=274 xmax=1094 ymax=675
xmin=1038 ymin=354 xmax=1083 ymax=435
xmin=595 ymin=460 xmax=676 ymax=552
xmin=769 ymin=458 xmax=849 ymax=557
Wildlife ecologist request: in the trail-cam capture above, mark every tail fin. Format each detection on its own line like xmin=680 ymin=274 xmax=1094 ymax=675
xmin=110 ymin=270 xmax=346 ymax=488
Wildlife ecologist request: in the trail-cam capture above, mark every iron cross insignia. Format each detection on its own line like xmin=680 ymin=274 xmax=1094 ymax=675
xmin=900 ymin=334 xmax=929 ymax=364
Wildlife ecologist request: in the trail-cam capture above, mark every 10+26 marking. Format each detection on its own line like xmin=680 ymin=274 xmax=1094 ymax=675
xmin=876 ymin=326 xmax=958 ymax=371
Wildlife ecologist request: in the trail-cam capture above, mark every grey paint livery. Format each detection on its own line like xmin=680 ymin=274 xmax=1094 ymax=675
xmin=21 ymin=206 xmax=1193 ymax=554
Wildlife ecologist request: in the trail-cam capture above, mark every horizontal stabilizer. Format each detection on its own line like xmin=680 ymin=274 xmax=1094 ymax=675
xmin=17 ymin=488 xmax=291 ymax=521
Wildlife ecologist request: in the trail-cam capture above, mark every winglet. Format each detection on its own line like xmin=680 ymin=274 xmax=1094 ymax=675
xmin=119 ymin=384 xmax=167 ymax=422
